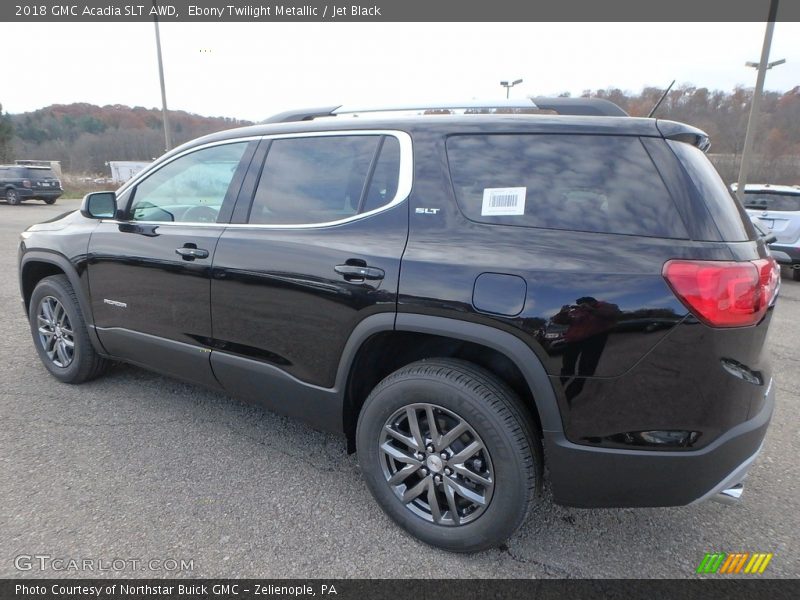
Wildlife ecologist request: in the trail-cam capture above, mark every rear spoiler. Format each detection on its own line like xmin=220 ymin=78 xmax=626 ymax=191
xmin=656 ymin=120 xmax=711 ymax=152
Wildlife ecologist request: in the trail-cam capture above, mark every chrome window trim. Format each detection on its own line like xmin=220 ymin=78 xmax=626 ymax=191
xmin=110 ymin=130 xmax=413 ymax=230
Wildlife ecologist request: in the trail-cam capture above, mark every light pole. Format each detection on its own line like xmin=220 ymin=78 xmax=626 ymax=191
xmin=500 ymin=79 xmax=523 ymax=99
xmin=735 ymin=0 xmax=784 ymax=202
xmin=153 ymin=1 xmax=172 ymax=152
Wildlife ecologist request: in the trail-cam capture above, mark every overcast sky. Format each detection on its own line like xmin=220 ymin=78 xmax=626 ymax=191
xmin=4 ymin=22 xmax=799 ymax=121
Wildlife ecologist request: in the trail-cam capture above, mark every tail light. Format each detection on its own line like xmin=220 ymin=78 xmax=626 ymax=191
xmin=663 ymin=258 xmax=779 ymax=327
xmin=22 ymin=179 xmax=31 ymax=188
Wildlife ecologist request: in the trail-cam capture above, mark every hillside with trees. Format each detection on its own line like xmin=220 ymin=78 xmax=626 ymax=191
xmin=582 ymin=84 xmax=800 ymax=184
xmin=6 ymin=103 xmax=252 ymax=174
xmin=3 ymin=85 xmax=800 ymax=184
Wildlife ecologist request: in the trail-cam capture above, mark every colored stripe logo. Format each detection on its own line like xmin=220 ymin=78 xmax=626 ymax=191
xmin=697 ymin=552 xmax=773 ymax=574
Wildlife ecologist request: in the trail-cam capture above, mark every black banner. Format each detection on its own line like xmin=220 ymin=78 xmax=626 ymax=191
xmin=2 ymin=580 xmax=799 ymax=600
xmin=2 ymin=0 xmax=800 ymax=23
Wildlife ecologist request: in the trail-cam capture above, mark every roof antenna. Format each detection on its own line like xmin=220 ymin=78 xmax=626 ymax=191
xmin=647 ymin=80 xmax=676 ymax=118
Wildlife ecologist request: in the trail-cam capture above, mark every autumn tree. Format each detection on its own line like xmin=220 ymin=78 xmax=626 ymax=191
xmin=0 ymin=103 xmax=13 ymax=163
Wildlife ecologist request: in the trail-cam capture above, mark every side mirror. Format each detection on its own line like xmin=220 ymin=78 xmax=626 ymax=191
xmin=80 ymin=192 xmax=117 ymax=219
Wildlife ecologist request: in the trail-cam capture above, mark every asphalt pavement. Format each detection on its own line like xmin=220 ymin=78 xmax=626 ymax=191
xmin=1 ymin=198 xmax=798 ymax=578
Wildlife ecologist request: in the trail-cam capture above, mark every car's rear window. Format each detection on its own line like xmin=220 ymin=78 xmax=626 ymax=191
xmin=26 ymin=168 xmax=56 ymax=180
xmin=446 ymin=134 xmax=688 ymax=238
xmin=743 ymin=192 xmax=800 ymax=212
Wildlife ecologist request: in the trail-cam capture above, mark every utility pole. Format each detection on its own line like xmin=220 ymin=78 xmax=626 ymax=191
xmin=153 ymin=1 xmax=172 ymax=152
xmin=736 ymin=0 xmax=784 ymax=201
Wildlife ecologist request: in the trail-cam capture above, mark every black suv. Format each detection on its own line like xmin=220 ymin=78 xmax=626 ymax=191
xmin=18 ymin=99 xmax=779 ymax=552
xmin=1 ymin=164 xmax=63 ymax=205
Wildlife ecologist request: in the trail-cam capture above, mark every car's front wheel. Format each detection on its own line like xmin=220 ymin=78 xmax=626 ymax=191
xmin=29 ymin=275 xmax=109 ymax=383
xmin=6 ymin=188 xmax=21 ymax=205
xmin=356 ymin=358 xmax=541 ymax=552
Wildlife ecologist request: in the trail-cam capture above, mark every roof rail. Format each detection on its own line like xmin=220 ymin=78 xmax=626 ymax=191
xmin=263 ymin=97 xmax=628 ymax=123
xmin=531 ymin=97 xmax=628 ymax=117
xmin=262 ymin=105 xmax=341 ymax=124
xmin=333 ymin=99 xmax=539 ymax=114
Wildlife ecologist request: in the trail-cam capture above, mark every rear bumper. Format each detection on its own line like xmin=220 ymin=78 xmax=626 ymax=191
xmin=15 ymin=188 xmax=62 ymax=200
xmin=545 ymin=378 xmax=775 ymax=507
xmin=28 ymin=190 xmax=63 ymax=200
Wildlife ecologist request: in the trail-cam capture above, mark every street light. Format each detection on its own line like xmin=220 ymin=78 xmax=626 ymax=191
xmin=735 ymin=0 xmax=784 ymax=202
xmin=500 ymin=79 xmax=523 ymax=99
xmin=745 ymin=59 xmax=786 ymax=69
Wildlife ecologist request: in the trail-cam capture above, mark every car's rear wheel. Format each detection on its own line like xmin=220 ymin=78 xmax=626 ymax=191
xmin=29 ymin=275 xmax=109 ymax=383
xmin=6 ymin=188 xmax=21 ymax=205
xmin=43 ymin=197 xmax=57 ymax=205
xmin=792 ymin=267 xmax=800 ymax=282
xmin=356 ymin=358 xmax=541 ymax=552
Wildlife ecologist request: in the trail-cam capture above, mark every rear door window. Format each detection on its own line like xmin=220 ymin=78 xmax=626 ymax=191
xmin=446 ymin=134 xmax=688 ymax=238
xmin=248 ymin=135 xmax=400 ymax=225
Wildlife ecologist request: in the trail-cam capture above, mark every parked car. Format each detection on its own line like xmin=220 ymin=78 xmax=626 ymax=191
xmin=0 ymin=164 xmax=63 ymax=205
xmin=735 ymin=183 xmax=800 ymax=281
xmin=18 ymin=99 xmax=779 ymax=552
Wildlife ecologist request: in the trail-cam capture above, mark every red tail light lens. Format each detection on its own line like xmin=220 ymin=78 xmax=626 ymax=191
xmin=663 ymin=258 xmax=779 ymax=327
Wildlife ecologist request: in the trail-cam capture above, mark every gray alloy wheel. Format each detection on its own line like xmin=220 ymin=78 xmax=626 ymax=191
xmin=36 ymin=295 xmax=76 ymax=368
xmin=6 ymin=188 xmax=21 ymax=205
xmin=29 ymin=275 xmax=110 ymax=384
xmin=379 ymin=402 xmax=495 ymax=526
xmin=357 ymin=358 xmax=541 ymax=552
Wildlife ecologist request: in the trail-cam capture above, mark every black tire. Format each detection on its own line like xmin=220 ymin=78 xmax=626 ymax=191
xmin=43 ymin=197 xmax=57 ymax=205
xmin=6 ymin=188 xmax=21 ymax=205
xmin=29 ymin=275 xmax=109 ymax=384
xmin=793 ymin=267 xmax=800 ymax=282
xmin=356 ymin=358 xmax=542 ymax=552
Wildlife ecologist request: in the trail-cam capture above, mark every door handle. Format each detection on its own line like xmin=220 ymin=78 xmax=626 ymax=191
xmin=176 ymin=246 xmax=209 ymax=260
xmin=334 ymin=264 xmax=385 ymax=281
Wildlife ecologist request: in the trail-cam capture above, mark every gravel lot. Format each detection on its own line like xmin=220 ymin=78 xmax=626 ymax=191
xmin=1 ymin=198 xmax=798 ymax=579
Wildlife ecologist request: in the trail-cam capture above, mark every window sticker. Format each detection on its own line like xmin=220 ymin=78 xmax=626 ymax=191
xmin=481 ymin=187 xmax=526 ymax=216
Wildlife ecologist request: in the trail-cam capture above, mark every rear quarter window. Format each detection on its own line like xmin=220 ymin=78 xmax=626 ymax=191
xmin=0 ymin=168 xmax=24 ymax=179
xmin=667 ymin=140 xmax=751 ymax=241
xmin=446 ymin=134 xmax=688 ymax=238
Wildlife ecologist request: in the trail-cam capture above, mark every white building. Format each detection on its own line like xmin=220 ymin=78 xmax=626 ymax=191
xmin=109 ymin=161 xmax=150 ymax=183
